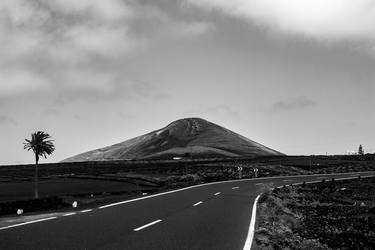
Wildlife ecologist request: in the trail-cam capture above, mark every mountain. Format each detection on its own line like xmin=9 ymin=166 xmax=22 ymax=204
xmin=62 ymin=118 xmax=284 ymax=162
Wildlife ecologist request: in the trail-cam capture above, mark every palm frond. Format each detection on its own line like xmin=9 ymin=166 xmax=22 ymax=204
xmin=23 ymin=131 xmax=55 ymax=159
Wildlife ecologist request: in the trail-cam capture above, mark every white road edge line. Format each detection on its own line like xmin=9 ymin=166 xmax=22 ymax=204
xmin=1 ymin=172 xmax=372 ymax=232
xmin=0 ymin=217 xmax=57 ymax=231
xmin=62 ymin=212 xmax=76 ymax=217
xmin=244 ymin=174 xmax=375 ymax=250
xmin=193 ymin=201 xmax=203 ymax=206
xmin=133 ymin=219 xmax=162 ymax=232
xmin=232 ymin=187 xmax=240 ymax=189
xmin=214 ymin=192 xmax=221 ymax=196
xmin=98 ymin=171 xmax=375 ymax=209
xmin=243 ymin=194 xmax=261 ymax=250
xmin=80 ymin=209 xmax=92 ymax=213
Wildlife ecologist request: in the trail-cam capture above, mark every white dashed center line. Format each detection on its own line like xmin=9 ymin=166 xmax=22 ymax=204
xmin=214 ymin=192 xmax=221 ymax=196
xmin=255 ymin=183 xmax=263 ymax=185
xmin=133 ymin=219 xmax=162 ymax=232
xmin=62 ymin=212 xmax=76 ymax=217
xmin=232 ymin=186 xmax=240 ymax=189
xmin=80 ymin=209 xmax=92 ymax=213
xmin=193 ymin=201 xmax=203 ymax=206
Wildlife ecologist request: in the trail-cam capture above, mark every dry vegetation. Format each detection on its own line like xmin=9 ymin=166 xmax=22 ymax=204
xmin=255 ymin=177 xmax=375 ymax=250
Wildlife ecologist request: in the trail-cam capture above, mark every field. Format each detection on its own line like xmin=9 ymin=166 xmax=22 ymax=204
xmin=0 ymin=178 xmax=145 ymax=202
xmin=0 ymin=154 xmax=374 ymax=216
xmin=255 ymin=176 xmax=375 ymax=249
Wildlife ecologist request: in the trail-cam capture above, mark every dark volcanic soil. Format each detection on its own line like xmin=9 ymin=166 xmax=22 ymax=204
xmin=255 ymin=177 xmax=375 ymax=250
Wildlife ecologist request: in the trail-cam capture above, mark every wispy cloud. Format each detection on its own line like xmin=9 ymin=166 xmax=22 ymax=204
xmin=53 ymin=76 xmax=169 ymax=105
xmin=0 ymin=70 xmax=49 ymax=97
xmin=205 ymin=105 xmax=239 ymax=118
xmin=186 ymin=0 xmax=375 ymax=50
xmin=43 ymin=108 xmax=59 ymax=116
xmin=167 ymin=20 xmax=215 ymax=37
xmin=117 ymin=112 xmax=136 ymax=121
xmin=0 ymin=115 xmax=17 ymax=126
xmin=271 ymin=96 xmax=316 ymax=112
xmin=183 ymin=104 xmax=240 ymax=119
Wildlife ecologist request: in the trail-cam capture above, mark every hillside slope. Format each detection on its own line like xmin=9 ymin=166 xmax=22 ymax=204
xmin=62 ymin=118 xmax=284 ymax=162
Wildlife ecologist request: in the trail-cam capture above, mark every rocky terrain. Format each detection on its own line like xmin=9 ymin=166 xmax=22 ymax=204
xmin=255 ymin=177 xmax=375 ymax=249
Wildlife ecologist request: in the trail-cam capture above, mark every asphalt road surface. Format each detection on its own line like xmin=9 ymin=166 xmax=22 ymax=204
xmin=0 ymin=171 xmax=374 ymax=250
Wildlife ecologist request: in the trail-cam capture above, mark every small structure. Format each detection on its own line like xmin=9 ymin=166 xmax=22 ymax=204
xmin=253 ymin=168 xmax=258 ymax=178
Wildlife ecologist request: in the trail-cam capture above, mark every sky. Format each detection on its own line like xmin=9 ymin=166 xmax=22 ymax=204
xmin=1 ymin=0 xmax=375 ymax=165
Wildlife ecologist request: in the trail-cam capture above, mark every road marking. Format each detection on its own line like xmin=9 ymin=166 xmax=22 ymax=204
xmin=243 ymin=194 xmax=261 ymax=250
xmin=133 ymin=219 xmax=162 ymax=232
xmin=98 ymin=171 xmax=375 ymax=209
xmin=255 ymin=183 xmax=263 ymax=185
xmin=193 ymin=201 xmax=203 ymax=206
xmin=0 ymin=217 xmax=57 ymax=231
xmin=282 ymin=179 xmax=293 ymax=182
xmin=80 ymin=209 xmax=92 ymax=213
xmin=0 ymin=172 xmax=373 ymax=232
xmin=243 ymin=174 xmax=375 ymax=250
xmin=214 ymin=192 xmax=221 ymax=196
xmin=232 ymin=186 xmax=240 ymax=189
xmin=0 ymin=173 xmax=373 ymax=232
xmin=62 ymin=212 xmax=76 ymax=217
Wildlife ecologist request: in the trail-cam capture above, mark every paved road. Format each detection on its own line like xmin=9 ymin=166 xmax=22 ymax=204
xmin=0 ymin=172 xmax=374 ymax=250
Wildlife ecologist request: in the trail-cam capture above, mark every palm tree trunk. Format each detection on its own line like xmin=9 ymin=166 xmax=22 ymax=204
xmin=34 ymin=155 xmax=39 ymax=199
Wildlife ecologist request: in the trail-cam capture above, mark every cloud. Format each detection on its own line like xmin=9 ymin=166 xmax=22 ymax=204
xmin=128 ymin=2 xmax=215 ymax=39
xmin=186 ymin=0 xmax=375 ymax=46
xmin=47 ymin=0 xmax=132 ymax=21
xmin=271 ymin=96 xmax=316 ymax=112
xmin=53 ymin=71 xmax=169 ymax=105
xmin=0 ymin=0 xmax=136 ymax=61
xmin=169 ymin=20 xmax=216 ymax=37
xmin=205 ymin=105 xmax=239 ymax=118
xmin=117 ymin=112 xmax=136 ymax=121
xmin=0 ymin=115 xmax=17 ymax=126
xmin=0 ymin=70 xmax=49 ymax=97
xmin=43 ymin=108 xmax=59 ymax=116
xmin=183 ymin=104 xmax=240 ymax=119
xmin=0 ymin=1 xmax=213 ymax=101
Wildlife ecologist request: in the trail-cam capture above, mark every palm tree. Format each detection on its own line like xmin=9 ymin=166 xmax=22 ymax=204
xmin=23 ymin=131 xmax=55 ymax=199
